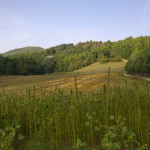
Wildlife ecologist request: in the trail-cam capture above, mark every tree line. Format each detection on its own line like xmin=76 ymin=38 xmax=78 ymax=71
xmin=0 ymin=36 xmax=150 ymax=75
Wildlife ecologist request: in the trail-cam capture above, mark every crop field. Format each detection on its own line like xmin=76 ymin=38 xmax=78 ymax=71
xmin=0 ymin=62 xmax=150 ymax=150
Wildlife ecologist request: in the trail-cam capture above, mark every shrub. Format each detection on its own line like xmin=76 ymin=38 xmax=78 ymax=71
xmin=99 ymin=57 xmax=109 ymax=63
xmin=110 ymin=56 xmax=122 ymax=62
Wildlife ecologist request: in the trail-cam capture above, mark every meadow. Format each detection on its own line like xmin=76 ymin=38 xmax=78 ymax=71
xmin=0 ymin=62 xmax=147 ymax=93
xmin=0 ymin=62 xmax=150 ymax=150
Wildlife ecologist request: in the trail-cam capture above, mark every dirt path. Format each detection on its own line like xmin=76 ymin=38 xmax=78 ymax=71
xmin=124 ymin=74 xmax=150 ymax=82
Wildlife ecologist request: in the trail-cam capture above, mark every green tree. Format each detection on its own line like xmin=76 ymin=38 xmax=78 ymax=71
xmin=0 ymin=55 xmax=5 ymax=75
xmin=43 ymin=56 xmax=56 ymax=74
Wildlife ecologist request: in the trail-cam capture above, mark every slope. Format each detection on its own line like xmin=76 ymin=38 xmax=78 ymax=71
xmin=74 ymin=62 xmax=126 ymax=74
xmin=3 ymin=46 xmax=45 ymax=57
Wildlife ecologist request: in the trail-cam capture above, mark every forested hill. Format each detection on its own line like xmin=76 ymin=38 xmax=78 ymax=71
xmin=2 ymin=47 xmax=45 ymax=57
xmin=0 ymin=36 xmax=150 ymax=75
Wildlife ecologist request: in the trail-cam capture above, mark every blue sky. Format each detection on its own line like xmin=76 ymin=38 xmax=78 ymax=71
xmin=0 ymin=0 xmax=150 ymax=53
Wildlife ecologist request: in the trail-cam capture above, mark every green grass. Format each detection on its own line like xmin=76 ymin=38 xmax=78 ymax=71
xmin=74 ymin=62 xmax=126 ymax=74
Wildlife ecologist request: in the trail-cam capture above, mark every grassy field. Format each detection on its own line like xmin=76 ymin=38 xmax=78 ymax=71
xmin=75 ymin=62 xmax=126 ymax=74
xmin=0 ymin=62 xmax=150 ymax=150
xmin=0 ymin=62 xmax=149 ymax=93
xmin=0 ymin=62 xmax=147 ymax=93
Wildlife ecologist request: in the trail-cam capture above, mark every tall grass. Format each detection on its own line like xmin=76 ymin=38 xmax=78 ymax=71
xmin=0 ymin=77 xmax=150 ymax=149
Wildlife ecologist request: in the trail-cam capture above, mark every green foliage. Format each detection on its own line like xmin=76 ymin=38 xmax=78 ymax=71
xmin=0 ymin=55 xmax=6 ymax=75
xmin=0 ymin=80 xmax=149 ymax=149
xmin=0 ymin=121 xmax=24 ymax=150
xmin=125 ymin=48 xmax=150 ymax=75
xmin=110 ymin=56 xmax=122 ymax=62
xmin=1 ymin=36 xmax=150 ymax=75
xmin=43 ymin=56 xmax=56 ymax=74
xmin=99 ymin=57 xmax=109 ymax=63
xmin=46 ymin=47 xmax=56 ymax=55
xmin=102 ymin=116 xmax=148 ymax=150
xmin=73 ymin=138 xmax=86 ymax=150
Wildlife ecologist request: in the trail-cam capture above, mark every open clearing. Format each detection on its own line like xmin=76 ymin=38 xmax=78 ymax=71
xmin=75 ymin=62 xmax=126 ymax=74
xmin=0 ymin=62 xmax=149 ymax=93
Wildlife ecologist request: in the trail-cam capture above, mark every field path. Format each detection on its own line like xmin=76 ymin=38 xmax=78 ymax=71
xmin=124 ymin=74 xmax=150 ymax=82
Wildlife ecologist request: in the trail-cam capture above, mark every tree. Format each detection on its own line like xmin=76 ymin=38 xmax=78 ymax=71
xmin=5 ymin=59 xmax=14 ymax=75
xmin=43 ymin=56 xmax=56 ymax=74
xmin=0 ymin=55 xmax=5 ymax=75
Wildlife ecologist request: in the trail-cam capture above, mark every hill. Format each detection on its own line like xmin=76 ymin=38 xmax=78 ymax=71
xmin=1 ymin=36 xmax=150 ymax=75
xmin=2 ymin=46 xmax=45 ymax=57
xmin=74 ymin=62 xmax=126 ymax=74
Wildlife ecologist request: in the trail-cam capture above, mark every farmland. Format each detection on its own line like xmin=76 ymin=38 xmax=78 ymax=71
xmin=0 ymin=62 xmax=150 ymax=150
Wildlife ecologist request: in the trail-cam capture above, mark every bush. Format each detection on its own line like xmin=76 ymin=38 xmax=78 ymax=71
xmin=99 ymin=57 xmax=109 ymax=63
xmin=110 ymin=56 xmax=122 ymax=62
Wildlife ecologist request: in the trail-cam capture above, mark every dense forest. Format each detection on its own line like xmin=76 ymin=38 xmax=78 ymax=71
xmin=125 ymin=48 xmax=150 ymax=76
xmin=0 ymin=36 xmax=150 ymax=75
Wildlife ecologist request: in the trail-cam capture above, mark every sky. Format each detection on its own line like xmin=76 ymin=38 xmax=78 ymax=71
xmin=0 ymin=0 xmax=150 ymax=53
